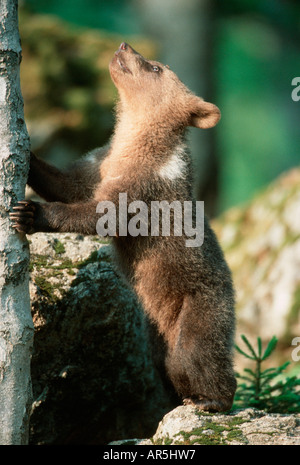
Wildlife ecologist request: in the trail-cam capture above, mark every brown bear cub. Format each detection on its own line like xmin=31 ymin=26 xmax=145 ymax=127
xmin=11 ymin=43 xmax=236 ymax=412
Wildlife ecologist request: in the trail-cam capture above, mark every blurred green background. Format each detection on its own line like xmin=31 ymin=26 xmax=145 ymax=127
xmin=20 ymin=0 xmax=300 ymax=215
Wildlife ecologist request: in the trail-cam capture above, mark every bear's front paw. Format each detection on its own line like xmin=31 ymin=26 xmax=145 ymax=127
xmin=10 ymin=200 xmax=38 ymax=234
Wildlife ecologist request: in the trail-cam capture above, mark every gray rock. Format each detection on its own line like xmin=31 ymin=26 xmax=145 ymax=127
xmin=136 ymin=405 xmax=300 ymax=445
xmin=28 ymin=233 xmax=175 ymax=445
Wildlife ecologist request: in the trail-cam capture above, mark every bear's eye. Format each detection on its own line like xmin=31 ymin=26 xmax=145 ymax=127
xmin=152 ymin=65 xmax=160 ymax=72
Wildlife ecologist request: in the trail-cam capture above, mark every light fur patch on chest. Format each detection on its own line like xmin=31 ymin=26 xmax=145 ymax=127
xmin=158 ymin=146 xmax=186 ymax=181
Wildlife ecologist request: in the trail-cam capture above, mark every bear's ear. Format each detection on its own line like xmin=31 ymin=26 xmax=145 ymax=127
xmin=189 ymin=98 xmax=221 ymax=129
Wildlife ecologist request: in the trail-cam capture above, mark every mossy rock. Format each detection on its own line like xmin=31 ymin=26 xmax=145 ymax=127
xmin=28 ymin=233 xmax=175 ymax=445
xmin=150 ymin=405 xmax=300 ymax=445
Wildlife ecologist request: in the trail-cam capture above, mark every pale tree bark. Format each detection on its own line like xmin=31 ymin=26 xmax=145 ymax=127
xmin=0 ymin=0 xmax=33 ymax=444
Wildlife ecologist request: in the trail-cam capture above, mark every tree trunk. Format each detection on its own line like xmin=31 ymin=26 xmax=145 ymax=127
xmin=0 ymin=0 xmax=33 ymax=445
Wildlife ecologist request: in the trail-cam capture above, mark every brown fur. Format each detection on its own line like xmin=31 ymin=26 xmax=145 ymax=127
xmin=11 ymin=43 xmax=236 ymax=411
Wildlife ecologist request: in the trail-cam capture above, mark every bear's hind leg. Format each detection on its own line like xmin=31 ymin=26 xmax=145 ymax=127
xmin=165 ymin=294 xmax=236 ymax=412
